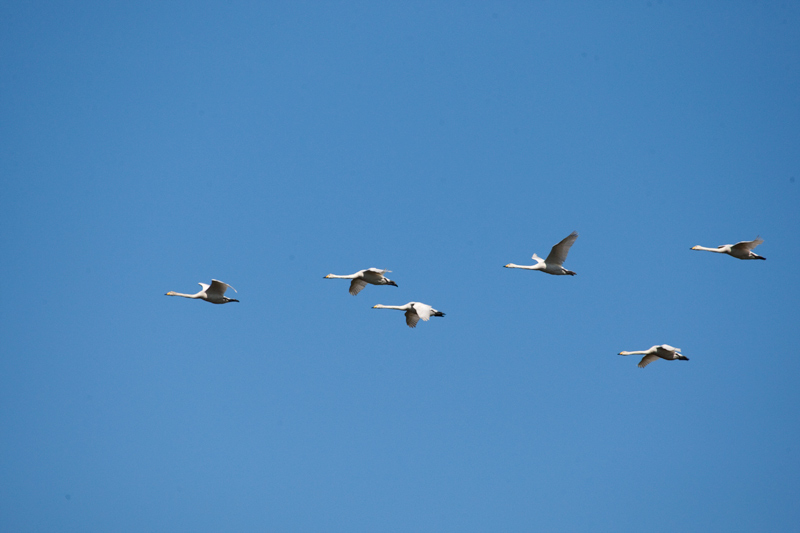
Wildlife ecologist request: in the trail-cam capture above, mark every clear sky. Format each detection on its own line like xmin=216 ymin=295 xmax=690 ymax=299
xmin=2 ymin=1 xmax=799 ymax=531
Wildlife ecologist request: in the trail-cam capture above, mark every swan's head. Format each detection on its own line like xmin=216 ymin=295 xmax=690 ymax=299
xmin=503 ymin=264 xmax=511 ymax=268
xmin=677 ymin=354 xmax=689 ymax=361
xmin=387 ymin=280 xmax=398 ymax=287
xmin=166 ymin=291 xmax=176 ymax=296
xmin=324 ymin=274 xmax=333 ymax=278
xmin=691 ymin=246 xmax=700 ymax=250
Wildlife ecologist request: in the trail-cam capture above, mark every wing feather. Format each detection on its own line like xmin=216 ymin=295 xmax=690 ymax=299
xmin=413 ymin=303 xmax=433 ymax=321
xmin=544 ymin=231 xmax=578 ymax=266
xmin=349 ymin=279 xmax=368 ymax=296
xmin=208 ymin=279 xmax=234 ymax=298
xmin=405 ymin=309 xmax=420 ymax=328
xmin=361 ymin=270 xmax=387 ymax=284
xmin=638 ymin=354 xmax=659 ymax=368
xmin=731 ymin=236 xmax=763 ymax=253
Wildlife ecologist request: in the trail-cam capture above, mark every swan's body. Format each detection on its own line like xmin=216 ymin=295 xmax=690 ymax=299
xmin=504 ymin=231 xmax=578 ymax=276
xmin=372 ymin=302 xmax=445 ymax=328
xmin=166 ymin=279 xmax=239 ymax=304
xmin=691 ymin=237 xmax=765 ymax=260
xmin=325 ymin=268 xmax=397 ymax=295
xmin=619 ymin=344 xmax=689 ymax=368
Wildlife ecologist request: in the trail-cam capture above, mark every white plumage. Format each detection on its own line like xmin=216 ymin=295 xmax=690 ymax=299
xmin=165 ymin=279 xmax=239 ymax=304
xmin=691 ymin=237 xmax=766 ymax=260
xmin=504 ymin=231 xmax=579 ymax=276
xmin=372 ymin=302 xmax=445 ymax=328
xmin=619 ymin=344 xmax=689 ymax=368
xmin=325 ymin=268 xmax=398 ymax=295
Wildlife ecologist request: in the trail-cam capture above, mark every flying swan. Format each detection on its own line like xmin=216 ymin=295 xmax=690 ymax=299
xmin=165 ymin=279 xmax=239 ymax=304
xmin=691 ymin=236 xmax=766 ymax=260
xmin=619 ymin=344 xmax=689 ymax=368
xmin=372 ymin=302 xmax=445 ymax=328
xmin=504 ymin=231 xmax=579 ymax=275
xmin=324 ymin=268 xmax=398 ymax=295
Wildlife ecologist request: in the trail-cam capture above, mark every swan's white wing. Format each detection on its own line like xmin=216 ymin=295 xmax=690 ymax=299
xmin=531 ymin=253 xmax=544 ymax=263
xmin=213 ymin=279 xmax=236 ymax=293
xmin=412 ymin=303 xmax=433 ymax=321
xmin=198 ymin=283 xmax=211 ymax=292
xmin=366 ymin=268 xmax=390 ymax=274
xmin=405 ymin=309 xmax=420 ymax=328
xmin=638 ymin=354 xmax=659 ymax=368
xmin=208 ymin=279 xmax=234 ymax=297
xmin=659 ymin=344 xmax=679 ymax=353
xmin=349 ymin=278 xmax=368 ymax=296
xmin=361 ymin=270 xmax=386 ymax=283
xmin=544 ymin=231 xmax=578 ymax=266
xmin=731 ymin=236 xmax=763 ymax=253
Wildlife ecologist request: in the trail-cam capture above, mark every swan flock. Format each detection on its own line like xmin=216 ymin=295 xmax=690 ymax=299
xmin=167 ymin=234 xmax=766 ymax=367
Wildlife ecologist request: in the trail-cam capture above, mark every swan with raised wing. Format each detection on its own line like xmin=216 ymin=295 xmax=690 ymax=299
xmin=166 ymin=279 xmax=239 ymax=304
xmin=372 ymin=302 xmax=445 ymax=328
xmin=325 ymin=268 xmax=398 ymax=295
xmin=691 ymin=236 xmax=766 ymax=260
xmin=619 ymin=344 xmax=688 ymax=368
xmin=504 ymin=231 xmax=578 ymax=275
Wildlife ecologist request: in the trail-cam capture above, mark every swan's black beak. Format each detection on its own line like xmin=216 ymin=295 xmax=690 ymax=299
xmin=678 ymin=355 xmax=689 ymax=361
xmin=389 ymin=281 xmax=398 ymax=287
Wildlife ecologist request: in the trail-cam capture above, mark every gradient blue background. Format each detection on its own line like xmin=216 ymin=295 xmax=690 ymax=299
xmin=2 ymin=2 xmax=799 ymax=531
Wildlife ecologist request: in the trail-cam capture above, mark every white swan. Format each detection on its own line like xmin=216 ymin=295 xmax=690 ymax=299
xmin=691 ymin=236 xmax=765 ymax=260
xmin=619 ymin=344 xmax=688 ymax=368
xmin=372 ymin=302 xmax=445 ymax=328
xmin=324 ymin=268 xmax=397 ymax=295
xmin=504 ymin=231 xmax=578 ymax=275
xmin=166 ymin=279 xmax=239 ymax=304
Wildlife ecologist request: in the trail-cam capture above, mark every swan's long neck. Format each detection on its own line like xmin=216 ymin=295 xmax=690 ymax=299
xmin=504 ymin=263 xmax=540 ymax=270
xmin=373 ymin=304 xmax=406 ymax=311
xmin=619 ymin=350 xmax=648 ymax=356
xmin=692 ymin=246 xmax=725 ymax=253
xmin=325 ymin=273 xmax=357 ymax=279
xmin=166 ymin=291 xmax=201 ymax=299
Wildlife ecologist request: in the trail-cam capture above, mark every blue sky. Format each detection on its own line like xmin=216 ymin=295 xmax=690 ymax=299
xmin=2 ymin=1 xmax=799 ymax=531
